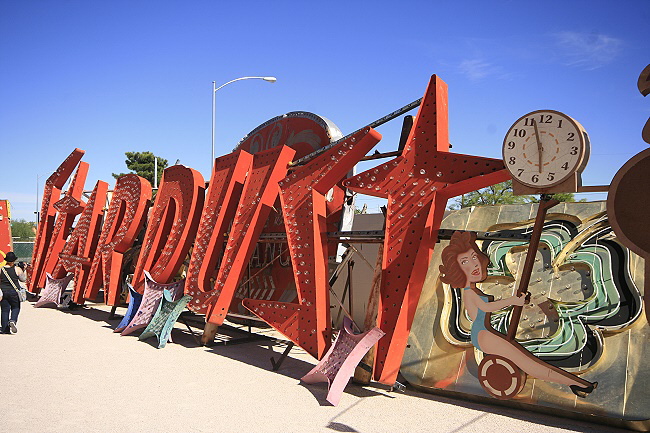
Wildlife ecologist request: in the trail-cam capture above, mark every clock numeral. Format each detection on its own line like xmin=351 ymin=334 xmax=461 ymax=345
xmin=539 ymin=114 xmax=552 ymax=123
xmin=557 ymin=119 xmax=563 ymax=128
xmin=561 ymin=162 xmax=569 ymax=170
xmin=531 ymin=174 xmax=539 ymax=183
xmin=547 ymin=172 xmax=555 ymax=181
xmin=524 ymin=118 xmax=534 ymax=126
xmin=517 ymin=169 xmax=524 ymax=177
xmin=567 ymin=132 xmax=575 ymax=141
xmin=513 ymin=129 xmax=526 ymax=138
xmin=507 ymin=141 xmax=515 ymax=149
xmin=570 ymin=146 xmax=578 ymax=155
xmin=508 ymin=157 xmax=516 ymax=165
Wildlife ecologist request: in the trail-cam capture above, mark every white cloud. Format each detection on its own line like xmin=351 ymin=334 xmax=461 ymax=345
xmin=458 ymin=59 xmax=512 ymax=82
xmin=553 ymin=31 xmax=623 ymax=70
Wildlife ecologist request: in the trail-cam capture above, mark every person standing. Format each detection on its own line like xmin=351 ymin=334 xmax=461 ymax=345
xmin=0 ymin=252 xmax=26 ymax=334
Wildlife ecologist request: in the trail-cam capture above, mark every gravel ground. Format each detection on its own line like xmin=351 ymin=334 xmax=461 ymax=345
xmin=0 ymin=300 xmax=630 ymax=433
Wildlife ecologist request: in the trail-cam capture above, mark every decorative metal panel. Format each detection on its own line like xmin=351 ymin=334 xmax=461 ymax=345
xmin=403 ymin=202 xmax=650 ymax=428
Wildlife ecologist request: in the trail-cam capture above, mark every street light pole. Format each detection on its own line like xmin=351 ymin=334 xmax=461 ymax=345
xmin=35 ymin=175 xmax=39 ymax=224
xmin=35 ymin=173 xmax=47 ymax=224
xmin=211 ymin=76 xmax=277 ymax=163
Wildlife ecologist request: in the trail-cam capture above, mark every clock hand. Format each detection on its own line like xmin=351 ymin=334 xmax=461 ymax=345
xmin=532 ymin=119 xmax=543 ymax=173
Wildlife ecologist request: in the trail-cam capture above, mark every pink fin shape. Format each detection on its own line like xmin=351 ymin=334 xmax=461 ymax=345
xmin=120 ymin=270 xmax=184 ymax=336
xmin=301 ymin=317 xmax=385 ymax=406
xmin=34 ymin=273 xmax=74 ymax=308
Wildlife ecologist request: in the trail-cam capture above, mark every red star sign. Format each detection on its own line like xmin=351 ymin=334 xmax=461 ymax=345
xmin=342 ymin=75 xmax=510 ymax=385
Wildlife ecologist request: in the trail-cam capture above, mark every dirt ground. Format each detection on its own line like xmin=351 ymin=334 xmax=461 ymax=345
xmin=0 ymin=299 xmax=629 ymax=433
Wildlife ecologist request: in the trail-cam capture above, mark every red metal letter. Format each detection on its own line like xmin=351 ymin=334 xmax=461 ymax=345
xmin=84 ymin=174 xmax=152 ymax=305
xmin=53 ymin=180 xmax=108 ymax=304
xmin=29 ymin=149 xmax=85 ymax=293
xmin=203 ymin=146 xmax=295 ymax=324
xmin=0 ymin=200 xmax=12 ymax=264
xmin=244 ymin=128 xmax=381 ymax=358
xmin=131 ymin=165 xmax=205 ymax=293
xmin=186 ymin=150 xmax=253 ymax=310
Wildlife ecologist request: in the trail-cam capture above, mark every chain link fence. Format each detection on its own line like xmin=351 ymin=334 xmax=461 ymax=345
xmin=12 ymin=241 xmax=34 ymax=262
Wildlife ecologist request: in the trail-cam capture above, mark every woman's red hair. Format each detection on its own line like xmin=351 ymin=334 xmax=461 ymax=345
xmin=439 ymin=231 xmax=489 ymax=288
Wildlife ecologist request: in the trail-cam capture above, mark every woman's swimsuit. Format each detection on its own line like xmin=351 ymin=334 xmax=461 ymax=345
xmin=464 ymin=287 xmax=490 ymax=351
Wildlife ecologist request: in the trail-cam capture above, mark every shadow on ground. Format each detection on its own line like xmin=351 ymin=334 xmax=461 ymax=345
xmin=32 ymin=302 xmax=628 ymax=432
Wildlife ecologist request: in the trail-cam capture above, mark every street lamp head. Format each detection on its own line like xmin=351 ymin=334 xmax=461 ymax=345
xmin=212 ymin=75 xmax=277 ymax=167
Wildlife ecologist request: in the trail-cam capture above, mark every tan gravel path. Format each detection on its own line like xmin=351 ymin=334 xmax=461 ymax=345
xmin=0 ymin=300 xmax=629 ymax=433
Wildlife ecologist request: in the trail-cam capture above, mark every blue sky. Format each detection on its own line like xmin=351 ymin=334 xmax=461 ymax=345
xmin=1 ymin=1 xmax=648 ymax=221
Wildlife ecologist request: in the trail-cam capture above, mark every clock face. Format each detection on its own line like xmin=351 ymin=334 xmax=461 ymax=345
xmin=503 ymin=110 xmax=589 ymax=189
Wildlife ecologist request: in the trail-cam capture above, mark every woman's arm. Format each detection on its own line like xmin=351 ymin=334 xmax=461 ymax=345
xmin=16 ymin=267 xmax=26 ymax=282
xmin=474 ymin=293 xmax=525 ymax=312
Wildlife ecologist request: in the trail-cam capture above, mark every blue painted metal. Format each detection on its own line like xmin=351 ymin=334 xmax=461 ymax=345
xmin=114 ymin=282 xmax=143 ymax=333
xmin=139 ymin=289 xmax=192 ymax=348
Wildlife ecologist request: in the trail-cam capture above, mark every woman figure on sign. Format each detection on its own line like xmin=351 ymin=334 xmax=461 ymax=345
xmin=439 ymin=231 xmax=597 ymax=398
xmin=0 ymin=252 xmax=26 ymax=334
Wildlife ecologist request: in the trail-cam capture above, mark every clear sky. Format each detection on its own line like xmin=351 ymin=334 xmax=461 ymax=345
xmin=1 ymin=1 xmax=648 ymax=221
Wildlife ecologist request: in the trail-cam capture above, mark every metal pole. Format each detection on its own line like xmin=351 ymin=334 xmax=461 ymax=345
xmin=211 ymin=80 xmax=216 ymax=165
xmin=35 ymin=175 xmax=39 ymax=222
xmin=211 ymin=76 xmax=276 ymax=170
xmin=289 ymin=97 xmax=422 ymax=167
xmin=506 ymin=195 xmax=559 ymax=341
xmin=154 ymin=157 xmax=158 ymax=189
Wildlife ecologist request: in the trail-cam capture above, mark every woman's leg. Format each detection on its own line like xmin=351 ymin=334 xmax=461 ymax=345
xmin=8 ymin=291 xmax=20 ymax=324
xmin=0 ymin=298 xmax=10 ymax=333
xmin=478 ymin=330 xmax=592 ymax=387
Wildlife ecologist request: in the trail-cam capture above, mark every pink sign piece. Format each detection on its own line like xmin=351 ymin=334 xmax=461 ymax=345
xmin=301 ymin=317 xmax=385 ymax=406
xmin=34 ymin=273 xmax=74 ymax=308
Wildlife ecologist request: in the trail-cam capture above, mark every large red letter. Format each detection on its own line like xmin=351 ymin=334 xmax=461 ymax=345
xmin=53 ymin=180 xmax=109 ymax=304
xmin=131 ymin=165 xmax=205 ymax=293
xmin=29 ymin=149 xmax=85 ymax=293
xmin=84 ymin=174 xmax=152 ymax=305
xmin=203 ymin=146 xmax=295 ymax=324
xmin=244 ymin=128 xmax=381 ymax=359
xmin=344 ymin=75 xmax=509 ymax=385
xmin=185 ymin=150 xmax=253 ymax=308
xmin=0 ymin=201 xmax=12 ymax=263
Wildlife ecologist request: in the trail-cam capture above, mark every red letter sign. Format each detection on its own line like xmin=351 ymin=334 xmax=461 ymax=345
xmin=84 ymin=174 xmax=152 ymax=305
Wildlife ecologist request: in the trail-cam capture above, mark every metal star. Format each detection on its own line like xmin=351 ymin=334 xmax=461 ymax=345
xmin=343 ymin=75 xmax=510 ymax=385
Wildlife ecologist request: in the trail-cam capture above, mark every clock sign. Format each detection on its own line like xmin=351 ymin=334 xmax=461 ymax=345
xmin=503 ymin=110 xmax=590 ymax=194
